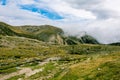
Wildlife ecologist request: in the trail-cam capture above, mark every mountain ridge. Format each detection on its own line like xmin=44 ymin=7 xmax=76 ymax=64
xmin=0 ymin=22 xmax=99 ymax=45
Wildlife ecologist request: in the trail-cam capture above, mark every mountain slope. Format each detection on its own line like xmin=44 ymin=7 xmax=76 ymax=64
xmin=109 ymin=42 xmax=120 ymax=46
xmin=81 ymin=35 xmax=99 ymax=44
xmin=0 ymin=22 xmax=99 ymax=45
xmin=63 ymin=35 xmax=99 ymax=45
xmin=18 ymin=25 xmax=64 ymax=44
xmin=0 ymin=22 xmax=18 ymax=36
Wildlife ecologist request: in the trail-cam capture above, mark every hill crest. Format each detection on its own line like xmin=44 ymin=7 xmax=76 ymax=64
xmin=0 ymin=22 xmax=99 ymax=45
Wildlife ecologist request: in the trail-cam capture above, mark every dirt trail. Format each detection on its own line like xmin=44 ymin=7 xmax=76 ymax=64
xmin=0 ymin=57 xmax=61 ymax=80
xmin=0 ymin=68 xmax=44 ymax=80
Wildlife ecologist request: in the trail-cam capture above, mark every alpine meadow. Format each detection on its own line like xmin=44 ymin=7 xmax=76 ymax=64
xmin=0 ymin=0 xmax=120 ymax=80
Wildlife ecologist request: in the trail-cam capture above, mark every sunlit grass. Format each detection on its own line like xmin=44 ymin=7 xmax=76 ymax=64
xmin=0 ymin=35 xmax=120 ymax=80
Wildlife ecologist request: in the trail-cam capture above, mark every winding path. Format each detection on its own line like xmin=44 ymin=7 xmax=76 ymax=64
xmin=0 ymin=57 xmax=61 ymax=80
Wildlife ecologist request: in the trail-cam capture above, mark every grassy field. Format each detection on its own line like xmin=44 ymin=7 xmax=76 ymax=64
xmin=0 ymin=35 xmax=120 ymax=80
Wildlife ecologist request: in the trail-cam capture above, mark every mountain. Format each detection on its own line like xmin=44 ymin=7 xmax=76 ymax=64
xmin=109 ymin=42 xmax=120 ymax=46
xmin=17 ymin=25 xmax=64 ymax=44
xmin=63 ymin=35 xmax=99 ymax=45
xmin=0 ymin=22 xmax=18 ymax=36
xmin=0 ymin=22 xmax=99 ymax=45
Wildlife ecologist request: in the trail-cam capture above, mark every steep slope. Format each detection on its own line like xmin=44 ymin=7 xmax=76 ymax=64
xmin=81 ymin=35 xmax=99 ymax=44
xmin=0 ymin=22 xmax=17 ymax=36
xmin=63 ymin=35 xmax=99 ymax=45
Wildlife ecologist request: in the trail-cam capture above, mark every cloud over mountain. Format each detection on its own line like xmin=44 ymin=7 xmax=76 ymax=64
xmin=0 ymin=0 xmax=120 ymax=44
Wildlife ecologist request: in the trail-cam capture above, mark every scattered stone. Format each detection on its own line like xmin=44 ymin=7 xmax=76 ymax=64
xmin=18 ymin=78 xmax=22 ymax=80
xmin=98 ymin=68 xmax=101 ymax=71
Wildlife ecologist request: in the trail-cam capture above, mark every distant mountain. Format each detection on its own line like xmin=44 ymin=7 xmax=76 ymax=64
xmin=0 ymin=22 xmax=99 ymax=45
xmin=63 ymin=35 xmax=99 ymax=45
xmin=109 ymin=42 xmax=120 ymax=46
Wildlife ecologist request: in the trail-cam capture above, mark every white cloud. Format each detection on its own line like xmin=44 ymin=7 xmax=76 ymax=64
xmin=33 ymin=0 xmax=96 ymax=19
xmin=0 ymin=0 xmax=120 ymax=44
xmin=0 ymin=4 xmax=53 ymax=25
xmin=46 ymin=0 xmax=96 ymax=19
xmin=85 ymin=18 xmax=120 ymax=43
xmin=103 ymin=0 xmax=120 ymax=16
xmin=20 ymin=0 xmax=35 ymax=4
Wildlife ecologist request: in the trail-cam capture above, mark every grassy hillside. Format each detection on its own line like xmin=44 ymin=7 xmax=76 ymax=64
xmin=0 ymin=22 xmax=35 ymax=39
xmin=59 ymin=52 xmax=120 ymax=80
xmin=0 ymin=22 xmax=18 ymax=36
xmin=0 ymin=22 xmax=99 ymax=45
xmin=19 ymin=25 xmax=63 ymax=34
xmin=0 ymin=35 xmax=120 ymax=80
xmin=18 ymin=25 xmax=64 ymax=44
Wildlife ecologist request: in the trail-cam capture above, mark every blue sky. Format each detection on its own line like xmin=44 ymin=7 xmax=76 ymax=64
xmin=0 ymin=0 xmax=120 ymax=43
xmin=0 ymin=0 xmax=7 ymax=5
xmin=20 ymin=4 xmax=63 ymax=20
xmin=0 ymin=0 xmax=63 ymax=20
xmin=0 ymin=0 xmax=96 ymax=20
